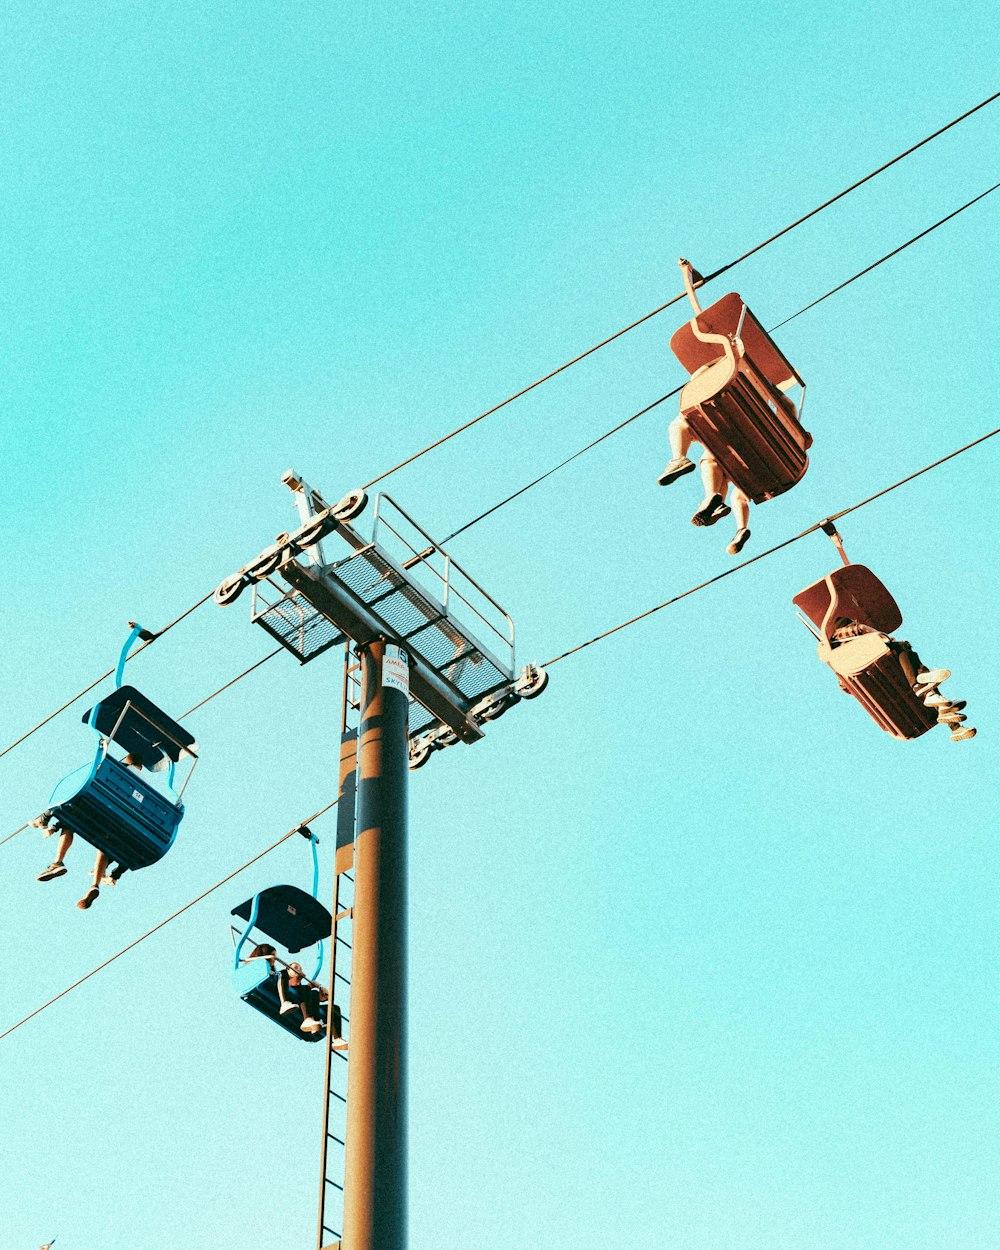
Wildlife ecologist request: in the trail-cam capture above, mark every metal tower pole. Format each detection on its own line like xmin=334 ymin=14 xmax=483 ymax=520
xmin=342 ymin=638 xmax=409 ymax=1250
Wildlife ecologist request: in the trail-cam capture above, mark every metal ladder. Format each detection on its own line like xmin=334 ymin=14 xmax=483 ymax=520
xmin=316 ymin=868 xmax=354 ymax=1249
xmin=316 ymin=648 xmax=361 ymax=1250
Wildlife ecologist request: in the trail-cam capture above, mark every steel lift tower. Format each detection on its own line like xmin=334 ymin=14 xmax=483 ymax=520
xmin=216 ymin=474 xmax=547 ymax=1250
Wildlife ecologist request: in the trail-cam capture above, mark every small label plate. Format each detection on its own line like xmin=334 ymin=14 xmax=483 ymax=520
xmin=383 ymin=644 xmax=410 ymax=695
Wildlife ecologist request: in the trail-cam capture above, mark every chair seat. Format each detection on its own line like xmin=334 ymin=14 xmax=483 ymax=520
xmin=53 ymin=755 xmax=182 ymax=871
xmin=823 ymin=637 xmax=937 ymax=740
xmin=680 ymin=354 xmax=810 ymax=503
xmin=232 ymin=961 xmax=331 ymax=1044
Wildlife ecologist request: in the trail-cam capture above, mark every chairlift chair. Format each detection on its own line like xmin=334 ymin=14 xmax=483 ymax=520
xmin=793 ymin=563 xmax=937 ymax=740
xmin=42 ymin=624 xmax=198 ymax=872
xmin=669 ymin=261 xmax=811 ymax=503
xmin=231 ymin=832 xmax=343 ymax=1044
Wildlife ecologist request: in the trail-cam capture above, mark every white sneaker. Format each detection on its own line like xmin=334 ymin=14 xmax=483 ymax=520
xmin=300 ymin=1017 xmax=323 ymax=1033
xmin=657 ymin=456 xmax=696 ymax=486
xmin=727 ymin=527 xmax=751 ymax=556
xmin=279 ymin=1002 xmax=298 ymax=1015
xmin=36 ymin=862 xmax=67 ymax=882
xmin=923 ymin=693 xmax=951 ymax=708
xmin=915 ymin=669 xmax=951 ymax=695
xmin=951 ymin=726 xmax=977 ymax=742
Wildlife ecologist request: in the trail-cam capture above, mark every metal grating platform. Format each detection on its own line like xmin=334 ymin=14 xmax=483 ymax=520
xmin=332 ymin=547 xmax=510 ymax=702
xmin=248 ymin=494 xmax=516 ymax=743
xmin=251 ymin=581 xmax=345 ymax=663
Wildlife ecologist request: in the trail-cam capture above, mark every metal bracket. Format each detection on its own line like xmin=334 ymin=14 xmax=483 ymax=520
xmin=819 ymin=518 xmax=851 ymax=567
xmin=678 ymin=257 xmax=706 ymax=315
xmin=282 ymin=468 xmax=333 ymax=566
xmin=407 ymin=662 xmax=548 ymax=769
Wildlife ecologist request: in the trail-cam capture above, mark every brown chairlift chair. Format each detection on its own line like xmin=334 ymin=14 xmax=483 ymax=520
xmin=669 ymin=260 xmax=811 ymax=503
xmin=793 ymin=561 xmax=937 ymax=740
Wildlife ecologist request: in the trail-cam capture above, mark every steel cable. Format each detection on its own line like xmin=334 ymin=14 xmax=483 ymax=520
xmin=1 ymin=647 xmax=286 ymax=854
xmin=3 ymin=96 xmax=996 ymax=769
xmin=6 ymin=425 xmax=997 ymax=1039
xmin=3 ymin=179 xmax=997 ymax=853
xmin=0 ymin=796 xmax=341 ymax=1043
xmin=702 ymin=90 xmax=1000 ymax=285
xmin=363 ymin=91 xmax=1000 ymax=490
xmin=542 ymin=427 xmax=1000 ymax=668
xmin=441 ymin=181 xmax=1000 ymax=546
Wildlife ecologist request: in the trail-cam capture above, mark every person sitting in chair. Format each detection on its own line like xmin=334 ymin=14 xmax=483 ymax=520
xmin=35 ymin=751 xmax=140 ymax=905
xmin=285 ymin=962 xmax=327 ymax=1035
xmin=829 ymin=618 xmax=976 ymax=742
xmin=244 ymin=946 xmax=327 ymax=1034
xmin=658 ymin=410 xmax=752 ymax=556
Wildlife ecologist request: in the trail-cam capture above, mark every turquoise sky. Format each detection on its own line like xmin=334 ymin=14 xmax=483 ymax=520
xmin=1 ymin=5 xmax=998 ymax=1249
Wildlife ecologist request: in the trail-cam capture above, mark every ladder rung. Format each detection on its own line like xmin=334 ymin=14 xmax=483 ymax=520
xmin=335 ymin=908 xmax=353 ymax=922
xmin=330 ymin=1089 xmax=347 ymax=1104
xmin=327 ymin=1132 xmax=345 ymax=1145
xmin=325 ymin=1178 xmax=345 ymax=1192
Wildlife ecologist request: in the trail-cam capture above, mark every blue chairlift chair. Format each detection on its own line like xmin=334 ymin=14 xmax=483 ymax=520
xmin=231 ymin=831 xmax=342 ymax=1044
xmin=44 ymin=623 xmax=199 ymax=873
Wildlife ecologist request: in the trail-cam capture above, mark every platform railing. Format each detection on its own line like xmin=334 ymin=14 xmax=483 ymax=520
xmin=371 ymin=493 xmax=515 ymax=667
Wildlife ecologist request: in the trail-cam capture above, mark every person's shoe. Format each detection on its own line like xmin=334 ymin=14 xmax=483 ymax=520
xmin=951 ymin=726 xmax=977 ymax=742
xmin=923 ymin=693 xmax=951 ymax=708
xmin=938 ymin=712 xmax=966 ymax=724
xmin=36 ymin=862 xmax=67 ymax=882
xmin=279 ymin=1001 xmax=298 ymax=1015
xmin=727 ymin=527 xmax=751 ymax=555
xmin=914 ymin=668 xmax=951 ymax=694
xmin=100 ymin=875 xmax=117 ymax=887
xmin=77 ymin=887 xmax=100 ymax=910
xmin=692 ymin=494 xmax=731 ymax=527
xmin=657 ymin=456 xmax=696 ymax=486
xmin=300 ymin=1017 xmax=324 ymax=1033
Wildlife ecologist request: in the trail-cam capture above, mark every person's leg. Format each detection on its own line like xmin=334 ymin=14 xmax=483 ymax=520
xmin=91 ymin=851 xmax=109 ymax=887
xmin=895 ymin=644 xmax=952 ymax=697
xmin=38 ymin=830 xmax=74 ymax=880
xmin=277 ymin=970 xmax=297 ymax=1014
xmin=299 ymin=986 xmax=324 ymax=1032
xmin=76 ymin=850 xmax=107 ymax=908
xmin=727 ymin=488 xmax=751 ymax=554
xmin=658 ymin=417 xmax=699 ymax=486
xmin=699 ymin=454 xmax=725 ymax=501
xmin=894 ymin=643 xmax=920 ymax=687
xmin=669 ymin=416 xmax=692 ymax=461
xmin=730 ymin=489 xmax=749 ymax=532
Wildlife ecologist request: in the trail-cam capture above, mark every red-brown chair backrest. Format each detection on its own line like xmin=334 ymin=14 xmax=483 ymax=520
xmin=669 ymin=292 xmax=800 ymax=391
xmin=792 ymin=564 xmax=903 ymax=639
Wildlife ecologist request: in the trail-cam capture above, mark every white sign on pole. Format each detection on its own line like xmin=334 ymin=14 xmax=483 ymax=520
xmin=383 ymin=644 xmax=410 ymax=695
